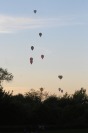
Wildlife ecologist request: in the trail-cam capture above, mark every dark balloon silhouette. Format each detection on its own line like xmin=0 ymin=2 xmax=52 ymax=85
xmin=34 ymin=10 xmax=37 ymax=13
xmin=58 ymin=75 xmax=63 ymax=80
xmin=58 ymin=88 xmax=63 ymax=93
xmin=39 ymin=33 xmax=42 ymax=37
xmin=30 ymin=57 xmax=33 ymax=64
xmin=41 ymin=55 xmax=44 ymax=59
xmin=61 ymin=90 xmax=63 ymax=93
xmin=58 ymin=88 xmax=61 ymax=91
xmin=31 ymin=46 xmax=34 ymax=50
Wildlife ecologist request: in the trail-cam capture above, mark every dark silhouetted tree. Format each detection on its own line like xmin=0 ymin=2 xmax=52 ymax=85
xmin=0 ymin=68 xmax=13 ymax=87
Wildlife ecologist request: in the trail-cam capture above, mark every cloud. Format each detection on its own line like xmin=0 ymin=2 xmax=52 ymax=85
xmin=0 ymin=14 xmax=85 ymax=33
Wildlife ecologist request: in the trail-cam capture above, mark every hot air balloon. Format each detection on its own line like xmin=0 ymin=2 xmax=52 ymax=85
xmin=30 ymin=57 xmax=33 ymax=64
xmin=39 ymin=33 xmax=42 ymax=37
xmin=34 ymin=10 xmax=37 ymax=13
xmin=41 ymin=55 xmax=44 ymax=59
xmin=58 ymin=75 xmax=63 ymax=80
xmin=61 ymin=90 xmax=63 ymax=93
xmin=31 ymin=46 xmax=34 ymax=50
xmin=40 ymin=87 xmax=44 ymax=92
xmin=58 ymin=88 xmax=61 ymax=91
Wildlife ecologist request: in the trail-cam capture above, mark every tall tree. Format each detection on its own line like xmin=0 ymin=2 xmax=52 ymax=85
xmin=0 ymin=68 xmax=13 ymax=86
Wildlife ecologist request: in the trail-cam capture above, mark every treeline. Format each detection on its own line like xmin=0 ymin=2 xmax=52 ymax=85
xmin=0 ymin=68 xmax=88 ymax=129
xmin=0 ymin=86 xmax=88 ymax=129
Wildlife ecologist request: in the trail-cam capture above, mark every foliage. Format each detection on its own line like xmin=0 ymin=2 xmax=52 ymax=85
xmin=0 ymin=86 xmax=88 ymax=128
xmin=0 ymin=68 xmax=13 ymax=86
xmin=0 ymin=68 xmax=88 ymax=128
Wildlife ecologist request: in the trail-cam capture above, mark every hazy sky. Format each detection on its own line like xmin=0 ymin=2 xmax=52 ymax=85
xmin=0 ymin=0 xmax=88 ymax=95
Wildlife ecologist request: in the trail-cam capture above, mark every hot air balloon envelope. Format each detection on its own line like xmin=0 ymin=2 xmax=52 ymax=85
xmin=34 ymin=10 xmax=37 ymax=13
xmin=30 ymin=57 xmax=33 ymax=64
xmin=58 ymin=75 xmax=63 ymax=79
xmin=30 ymin=57 xmax=33 ymax=61
xmin=58 ymin=88 xmax=61 ymax=91
xmin=31 ymin=46 xmax=34 ymax=50
xmin=61 ymin=90 xmax=63 ymax=93
xmin=41 ymin=55 xmax=44 ymax=59
xmin=39 ymin=33 xmax=42 ymax=37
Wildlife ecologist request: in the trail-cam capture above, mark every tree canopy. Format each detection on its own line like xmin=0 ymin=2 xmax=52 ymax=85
xmin=0 ymin=68 xmax=13 ymax=86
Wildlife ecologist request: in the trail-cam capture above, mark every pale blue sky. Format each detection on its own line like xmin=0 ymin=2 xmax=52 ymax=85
xmin=0 ymin=0 xmax=88 ymax=95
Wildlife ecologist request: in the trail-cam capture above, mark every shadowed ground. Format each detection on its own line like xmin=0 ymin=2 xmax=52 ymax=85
xmin=0 ymin=129 xmax=88 ymax=133
xmin=41 ymin=129 xmax=88 ymax=133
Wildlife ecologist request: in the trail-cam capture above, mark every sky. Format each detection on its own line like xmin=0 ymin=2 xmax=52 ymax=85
xmin=0 ymin=0 xmax=88 ymax=95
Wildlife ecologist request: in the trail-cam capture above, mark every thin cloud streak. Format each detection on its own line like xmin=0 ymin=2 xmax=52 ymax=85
xmin=0 ymin=14 xmax=85 ymax=33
